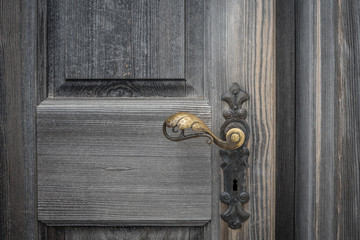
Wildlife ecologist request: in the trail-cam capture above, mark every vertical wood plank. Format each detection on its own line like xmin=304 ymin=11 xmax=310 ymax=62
xmin=131 ymin=0 xmax=185 ymax=79
xmin=276 ymin=0 xmax=296 ymax=239
xmin=64 ymin=0 xmax=133 ymax=79
xmin=157 ymin=0 xmax=184 ymax=79
xmin=209 ymin=0 xmax=276 ymax=239
xmin=37 ymin=0 xmax=47 ymax=103
xmin=222 ymin=3 xmax=249 ymax=239
xmin=132 ymin=0 xmax=158 ymax=78
xmin=47 ymin=0 xmax=65 ymax=97
xmin=205 ymin=0 xmax=276 ymax=239
xmin=185 ymin=0 xmax=204 ymax=97
xmin=245 ymin=0 xmax=276 ymax=238
xmin=0 ymin=0 xmax=37 ymax=239
xmin=336 ymin=2 xmax=360 ymax=238
xmin=296 ymin=1 xmax=335 ymax=238
xmin=296 ymin=0 xmax=360 ymax=239
xmin=204 ymin=0 xmax=223 ymax=238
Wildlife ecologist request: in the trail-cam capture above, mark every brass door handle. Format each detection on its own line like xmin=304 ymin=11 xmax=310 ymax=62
xmin=162 ymin=83 xmax=251 ymax=229
xmin=163 ymin=112 xmax=245 ymax=150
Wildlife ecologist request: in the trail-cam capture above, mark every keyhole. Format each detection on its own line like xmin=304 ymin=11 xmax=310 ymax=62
xmin=233 ymin=179 xmax=238 ymax=191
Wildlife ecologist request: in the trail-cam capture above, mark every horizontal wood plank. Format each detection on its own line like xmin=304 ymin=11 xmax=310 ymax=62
xmin=37 ymin=99 xmax=212 ymax=224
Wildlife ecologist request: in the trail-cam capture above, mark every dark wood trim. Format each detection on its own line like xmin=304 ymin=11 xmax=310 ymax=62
xmin=295 ymin=0 xmax=360 ymax=239
xmin=275 ymin=0 xmax=296 ymax=239
xmin=37 ymin=0 xmax=48 ymax=104
xmin=0 ymin=0 xmax=38 ymax=239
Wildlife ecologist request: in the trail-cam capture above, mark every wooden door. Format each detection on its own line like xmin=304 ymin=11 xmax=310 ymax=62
xmin=1 ymin=0 xmax=275 ymax=239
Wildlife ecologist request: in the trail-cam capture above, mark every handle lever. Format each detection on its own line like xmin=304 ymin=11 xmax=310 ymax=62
xmin=163 ymin=112 xmax=245 ymax=150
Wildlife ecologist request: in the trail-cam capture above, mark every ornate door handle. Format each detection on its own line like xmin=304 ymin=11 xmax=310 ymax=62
xmin=163 ymin=112 xmax=245 ymax=150
xmin=162 ymin=83 xmax=251 ymax=229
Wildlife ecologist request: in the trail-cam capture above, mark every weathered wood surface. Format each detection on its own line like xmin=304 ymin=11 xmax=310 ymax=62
xmin=47 ymin=0 xmax=204 ymax=97
xmin=0 ymin=0 xmax=37 ymax=239
xmin=296 ymin=0 xmax=360 ymax=239
xmin=37 ymin=99 xmax=212 ymax=224
xmin=204 ymin=0 xmax=276 ymax=239
xmin=37 ymin=0 xmax=48 ymax=103
xmin=45 ymin=226 xmax=204 ymax=240
xmin=275 ymin=0 xmax=296 ymax=239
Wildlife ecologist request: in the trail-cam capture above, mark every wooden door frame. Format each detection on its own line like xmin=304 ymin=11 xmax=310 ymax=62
xmin=1 ymin=0 xmax=293 ymax=239
xmin=1 ymin=0 xmax=38 ymax=239
xmin=276 ymin=0 xmax=360 ymax=239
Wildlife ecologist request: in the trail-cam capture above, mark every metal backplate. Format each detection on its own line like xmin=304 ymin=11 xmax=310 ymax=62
xmin=219 ymin=83 xmax=250 ymax=229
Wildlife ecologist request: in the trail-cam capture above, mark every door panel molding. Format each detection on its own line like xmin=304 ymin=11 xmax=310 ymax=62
xmin=37 ymin=99 xmax=212 ymax=224
xmin=41 ymin=0 xmax=206 ymax=98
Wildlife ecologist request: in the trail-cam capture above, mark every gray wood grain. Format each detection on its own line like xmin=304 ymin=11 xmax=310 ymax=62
xmin=46 ymin=226 xmax=203 ymax=240
xmin=203 ymin=0 xmax=222 ymax=238
xmin=46 ymin=0 xmax=205 ymax=98
xmin=37 ymin=99 xmax=212 ymax=224
xmin=204 ymin=0 xmax=276 ymax=239
xmin=63 ymin=0 xmax=184 ymax=79
xmin=185 ymin=0 xmax=204 ymax=97
xmin=296 ymin=0 xmax=360 ymax=239
xmin=222 ymin=0 xmax=276 ymax=239
xmin=203 ymin=1 xmax=224 ymax=238
xmin=0 ymin=0 xmax=38 ymax=239
xmin=37 ymin=0 xmax=48 ymax=103
xmin=155 ymin=0 xmax=184 ymax=79
xmin=64 ymin=0 xmax=133 ymax=79
xmin=276 ymin=0 xmax=296 ymax=239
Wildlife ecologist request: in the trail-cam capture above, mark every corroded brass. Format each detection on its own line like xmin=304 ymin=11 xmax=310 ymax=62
xmin=163 ymin=112 xmax=245 ymax=150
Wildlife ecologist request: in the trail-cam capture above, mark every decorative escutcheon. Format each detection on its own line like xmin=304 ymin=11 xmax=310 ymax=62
xmin=162 ymin=83 xmax=250 ymax=229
